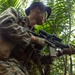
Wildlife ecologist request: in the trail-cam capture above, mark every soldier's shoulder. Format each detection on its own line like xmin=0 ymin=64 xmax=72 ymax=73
xmin=7 ymin=7 xmax=18 ymax=14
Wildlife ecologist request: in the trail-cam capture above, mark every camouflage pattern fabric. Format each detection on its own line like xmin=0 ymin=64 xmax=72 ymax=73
xmin=0 ymin=58 xmax=29 ymax=75
xmin=0 ymin=7 xmax=32 ymax=49
xmin=0 ymin=7 xmax=52 ymax=75
xmin=0 ymin=7 xmax=32 ymax=75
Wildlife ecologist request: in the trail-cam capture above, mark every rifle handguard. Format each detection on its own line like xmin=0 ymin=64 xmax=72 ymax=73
xmin=45 ymin=40 xmax=55 ymax=48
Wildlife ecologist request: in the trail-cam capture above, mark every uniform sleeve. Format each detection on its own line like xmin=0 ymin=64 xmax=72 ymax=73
xmin=0 ymin=7 xmax=31 ymax=49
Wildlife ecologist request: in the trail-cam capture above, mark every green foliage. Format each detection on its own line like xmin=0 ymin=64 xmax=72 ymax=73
xmin=34 ymin=0 xmax=75 ymax=75
xmin=0 ymin=0 xmax=20 ymax=13
xmin=0 ymin=0 xmax=75 ymax=75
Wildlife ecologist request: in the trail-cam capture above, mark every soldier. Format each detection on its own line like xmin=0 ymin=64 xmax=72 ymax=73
xmin=0 ymin=2 xmax=52 ymax=75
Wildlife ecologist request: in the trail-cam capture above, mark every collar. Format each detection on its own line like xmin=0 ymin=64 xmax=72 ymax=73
xmin=24 ymin=17 xmax=35 ymax=31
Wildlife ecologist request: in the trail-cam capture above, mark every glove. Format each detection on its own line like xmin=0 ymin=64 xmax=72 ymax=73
xmin=35 ymin=37 xmax=46 ymax=46
xmin=31 ymin=34 xmax=45 ymax=46
xmin=62 ymin=44 xmax=75 ymax=55
xmin=31 ymin=34 xmax=46 ymax=49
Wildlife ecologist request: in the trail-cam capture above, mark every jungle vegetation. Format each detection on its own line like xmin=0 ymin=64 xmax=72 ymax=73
xmin=0 ymin=0 xmax=75 ymax=75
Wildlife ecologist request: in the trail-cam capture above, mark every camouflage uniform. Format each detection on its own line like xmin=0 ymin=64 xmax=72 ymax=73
xmin=0 ymin=7 xmax=52 ymax=75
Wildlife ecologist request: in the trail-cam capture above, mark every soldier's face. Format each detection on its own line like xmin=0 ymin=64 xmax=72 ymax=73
xmin=36 ymin=11 xmax=48 ymax=25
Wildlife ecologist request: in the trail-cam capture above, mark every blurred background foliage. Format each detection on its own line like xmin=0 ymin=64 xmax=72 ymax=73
xmin=0 ymin=0 xmax=75 ymax=75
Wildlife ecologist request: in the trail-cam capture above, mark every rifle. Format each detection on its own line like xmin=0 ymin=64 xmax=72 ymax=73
xmin=30 ymin=30 xmax=75 ymax=75
xmin=30 ymin=30 xmax=69 ymax=48
xmin=30 ymin=30 xmax=69 ymax=57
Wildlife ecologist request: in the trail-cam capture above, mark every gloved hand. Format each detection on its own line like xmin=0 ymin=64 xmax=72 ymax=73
xmin=31 ymin=35 xmax=46 ymax=50
xmin=62 ymin=44 xmax=75 ymax=55
xmin=34 ymin=37 xmax=46 ymax=46
xmin=31 ymin=34 xmax=46 ymax=45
